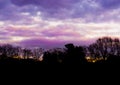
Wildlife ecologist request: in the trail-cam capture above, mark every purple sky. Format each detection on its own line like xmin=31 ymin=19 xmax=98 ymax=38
xmin=0 ymin=0 xmax=120 ymax=48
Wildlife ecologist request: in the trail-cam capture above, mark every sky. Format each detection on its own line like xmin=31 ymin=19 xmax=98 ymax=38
xmin=0 ymin=0 xmax=120 ymax=48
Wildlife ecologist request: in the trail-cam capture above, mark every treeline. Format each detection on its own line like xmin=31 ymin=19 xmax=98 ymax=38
xmin=0 ymin=45 xmax=44 ymax=60
xmin=0 ymin=37 xmax=120 ymax=64
xmin=43 ymin=37 xmax=120 ymax=64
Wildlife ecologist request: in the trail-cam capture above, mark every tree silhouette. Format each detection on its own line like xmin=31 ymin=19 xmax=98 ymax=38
xmin=43 ymin=48 xmax=65 ymax=64
xmin=63 ymin=43 xmax=86 ymax=64
xmin=32 ymin=48 xmax=44 ymax=60
xmin=88 ymin=37 xmax=120 ymax=60
xmin=0 ymin=37 xmax=120 ymax=64
xmin=0 ymin=44 xmax=15 ymax=58
xmin=23 ymin=49 xmax=32 ymax=59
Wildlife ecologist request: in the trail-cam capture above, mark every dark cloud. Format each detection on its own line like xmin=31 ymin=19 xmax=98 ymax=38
xmin=18 ymin=38 xmax=88 ymax=49
xmin=11 ymin=0 xmax=79 ymax=8
xmin=11 ymin=0 xmax=108 ymax=11
xmin=0 ymin=0 xmax=78 ymax=20
xmin=1 ymin=0 xmax=119 ymax=21
xmin=98 ymin=0 xmax=120 ymax=9
xmin=10 ymin=0 xmax=81 ymax=19
xmin=18 ymin=38 xmax=66 ymax=49
xmin=0 ymin=0 xmax=10 ymax=9
xmin=11 ymin=0 xmax=38 ymax=6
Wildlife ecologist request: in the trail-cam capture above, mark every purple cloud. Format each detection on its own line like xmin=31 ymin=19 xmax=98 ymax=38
xmin=0 ymin=0 xmax=119 ymax=21
xmin=10 ymin=0 xmax=80 ymax=19
xmin=11 ymin=0 xmax=79 ymax=8
xmin=41 ymin=25 xmax=84 ymax=38
xmin=0 ymin=0 xmax=120 ymax=48
xmin=18 ymin=38 xmax=66 ymax=49
xmin=18 ymin=37 xmax=89 ymax=49
xmin=98 ymin=0 xmax=120 ymax=9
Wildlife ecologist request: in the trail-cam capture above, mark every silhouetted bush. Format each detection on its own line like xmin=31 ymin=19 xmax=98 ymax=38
xmin=43 ymin=48 xmax=65 ymax=64
xmin=63 ymin=43 xmax=87 ymax=64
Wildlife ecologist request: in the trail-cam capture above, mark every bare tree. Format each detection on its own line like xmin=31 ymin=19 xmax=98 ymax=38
xmin=32 ymin=48 xmax=44 ymax=60
xmin=88 ymin=37 xmax=120 ymax=59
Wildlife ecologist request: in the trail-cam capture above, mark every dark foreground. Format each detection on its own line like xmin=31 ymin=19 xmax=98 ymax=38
xmin=0 ymin=57 xmax=42 ymax=65
xmin=0 ymin=55 xmax=120 ymax=65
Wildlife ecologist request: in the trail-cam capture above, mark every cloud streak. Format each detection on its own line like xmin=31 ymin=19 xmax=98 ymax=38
xmin=0 ymin=0 xmax=120 ymax=48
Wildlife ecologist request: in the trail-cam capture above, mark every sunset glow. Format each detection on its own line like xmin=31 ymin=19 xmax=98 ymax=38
xmin=0 ymin=0 xmax=120 ymax=48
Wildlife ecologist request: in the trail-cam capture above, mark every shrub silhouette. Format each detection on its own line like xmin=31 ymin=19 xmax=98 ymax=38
xmin=43 ymin=48 xmax=65 ymax=64
xmin=63 ymin=43 xmax=86 ymax=64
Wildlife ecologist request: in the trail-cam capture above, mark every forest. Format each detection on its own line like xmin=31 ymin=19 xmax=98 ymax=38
xmin=0 ymin=37 xmax=120 ymax=64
